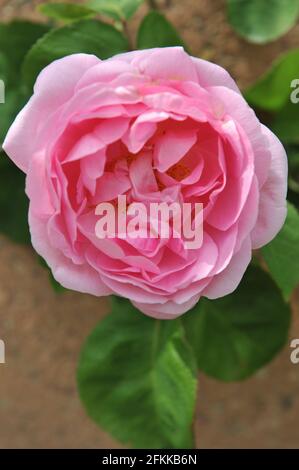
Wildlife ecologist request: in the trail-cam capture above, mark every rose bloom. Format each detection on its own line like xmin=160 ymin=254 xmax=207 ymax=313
xmin=4 ymin=47 xmax=287 ymax=319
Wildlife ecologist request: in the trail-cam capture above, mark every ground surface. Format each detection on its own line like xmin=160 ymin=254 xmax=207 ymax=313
xmin=0 ymin=0 xmax=299 ymax=449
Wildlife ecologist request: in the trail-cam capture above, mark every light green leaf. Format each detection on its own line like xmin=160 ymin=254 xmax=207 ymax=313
xmin=38 ymin=2 xmax=96 ymax=22
xmin=245 ymin=48 xmax=299 ymax=111
xmin=137 ymin=11 xmax=186 ymax=49
xmin=22 ymin=19 xmax=128 ymax=90
xmin=0 ymin=153 xmax=30 ymax=244
xmin=228 ymin=0 xmax=299 ymax=44
xmin=87 ymin=0 xmax=144 ymax=21
xmin=183 ymin=265 xmax=291 ymax=381
xmin=78 ymin=297 xmax=197 ymax=449
xmin=262 ymin=202 xmax=299 ymax=300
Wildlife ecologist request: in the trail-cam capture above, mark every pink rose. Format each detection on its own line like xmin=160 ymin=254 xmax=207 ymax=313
xmin=3 ymin=47 xmax=287 ymax=319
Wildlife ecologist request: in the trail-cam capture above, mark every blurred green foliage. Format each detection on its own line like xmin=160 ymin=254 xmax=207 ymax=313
xmin=227 ymin=0 xmax=299 ymax=44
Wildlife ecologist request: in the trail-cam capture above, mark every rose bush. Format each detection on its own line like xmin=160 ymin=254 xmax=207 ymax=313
xmin=3 ymin=47 xmax=287 ymax=318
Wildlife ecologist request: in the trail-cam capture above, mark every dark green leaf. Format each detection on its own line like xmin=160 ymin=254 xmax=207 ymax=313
xmin=288 ymin=146 xmax=299 ymax=172
xmin=245 ymin=48 xmax=299 ymax=111
xmin=0 ymin=23 xmax=48 ymax=242
xmin=0 ymin=153 xmax=30 ymax=244
xmin=0 ymin=21 xmax=49 ymax=144
xmin=22 ymin=20 xmax=128 ymax=90
xmin=228 ymin=0 xmax=299 ymax=44
xmin=78 ymin=297 xmax=197 ymax=448
xmin=137 ymin=11 xmax=186 ymax=49
xmin=286 ymin=147 xmax=299 ymax=195
xmin=183 ymin=265 xmax=291 ymax=381
xmin=38 ymin=2 xmax=96 ymax=22
xmin=0 ymin=88 xmax=29 ymax=145
xmin=271 ymin=101 xmax=299 ymax=144
xmin=262 ymin=202 xmax=299 ymax=300
xmin=0 ymin=21 xmax=49 ymax=85
xmin=87 ymin=0 xmax=144 ymax=21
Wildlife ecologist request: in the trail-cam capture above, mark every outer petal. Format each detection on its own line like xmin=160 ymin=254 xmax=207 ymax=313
xmin=3 ymin=54 xmax=99 ymax=172
xmin=132 ymin=294 xmax=200 ymax=320
xmin=116 ymin=47 xmax=240 ymax=93
xmin=191 ymin=57 xmax=240 ymax=93
xmin=203 ymin=237 xmax=252 ymax=299
xmin=29 ymin=209 xmax=111 ymax=296
xmin=251 ymin=125 xmax=288 ymax=249
xmin=208 ymin=86 xmax=271 ymax=187
xmin=134 ymin=47 xmax=198 ymax=82
xmin=117 ymin=47 xmax=198 ymax=82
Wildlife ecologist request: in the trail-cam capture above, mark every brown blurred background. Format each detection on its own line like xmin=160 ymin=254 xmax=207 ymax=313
xmin=0 ymin=0 xmax=299 ymax=449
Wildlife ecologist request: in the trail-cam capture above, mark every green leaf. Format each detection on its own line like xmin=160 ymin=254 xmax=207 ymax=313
xmin=286 ymin=147 xmax=299 ymax=196
xmin=284 ymin=147 xmax=299 ymax=208
xmin=0 ymin=88 xmax=28 ymax=145
xmin=78 ymin=297 xmax=197 ymax=448
xmin=271 ymin=101 xmax=299 ymax=144
xmin=87 ymin=0 xmax=144 ymax=21
xmin=245 ymin=48 xmax=299 ymax=111
xmin=0 ymin=22 xmax=48 ymax=242
xmin=288 ymin=146 xmax=299 ymax=172
xmin=38 ymin=3 xmax=96 ymax=22
xmin=137 ymin=11 xmax=186 ymax=49
xmin=227 ymin=0 xmax=299 ymax=44
xmin=0 ymin=21 xmax=49 ymax=85
xmin=183 ymin=265 xmax=291 ymax=381
xmin=0 ymin=21 xmax=49 ymax=144
xmin=262 ymin=202 xmax=299 ymax=300
xmin=22 ymin=20 xmax=128 ymax=90
xmin=0 ymin=153 xmax=30 ymax=244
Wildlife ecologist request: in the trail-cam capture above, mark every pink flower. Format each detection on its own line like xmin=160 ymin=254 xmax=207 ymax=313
xmin=3 ymin=48 xmax=287 ymax=319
